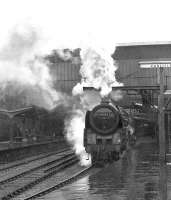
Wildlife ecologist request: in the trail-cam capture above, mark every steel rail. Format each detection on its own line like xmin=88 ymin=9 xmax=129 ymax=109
xmin=1 ymin=155 xmax=79 ymax=200
xmin=0 ymin=152 xmax=75 ymax=185
xmin=23 ymin=165 xmax=93 ymax=200
xmin=0 ymin=147 xmax=70 ymax=172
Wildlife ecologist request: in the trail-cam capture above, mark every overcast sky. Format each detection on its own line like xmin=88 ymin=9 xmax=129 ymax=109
xmin=0 ymin=0 xmax=171 ymax=53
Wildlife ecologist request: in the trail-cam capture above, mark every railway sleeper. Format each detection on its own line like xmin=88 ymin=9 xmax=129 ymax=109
xmin=24 ymin=165 xmax=93 ymax=200
xmin=2 ymin=157 xmax=79 ymax=200
xmin=0 ymin=152 xmax=74 ymax=185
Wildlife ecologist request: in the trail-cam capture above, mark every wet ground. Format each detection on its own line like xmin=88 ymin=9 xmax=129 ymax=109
xmin=39 ymin=137 xmax=160 ymax=200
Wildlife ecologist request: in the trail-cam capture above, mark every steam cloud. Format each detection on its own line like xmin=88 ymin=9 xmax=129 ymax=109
xmin=1 ymin=24 xmax=122 ymax=166
xmin=0 ymin=25 xmax=64 ymax=110
xmin=65 ymin=48 xmax=122 ymax=166
xmin=64 ymin=109 xmax=91 ymax=166
xmin=73 ymin=48 xmax=122 ymax=97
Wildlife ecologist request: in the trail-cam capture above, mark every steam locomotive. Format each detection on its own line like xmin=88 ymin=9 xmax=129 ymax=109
xmin=84 ymin=98 xmax=135 ymax=165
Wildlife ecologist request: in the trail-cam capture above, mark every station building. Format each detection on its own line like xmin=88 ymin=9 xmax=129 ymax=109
xmin=112 ymin=42 xmax=171 ymax=107
xmin=112 ymin=42 xmax=171 ymax=150
xmin=113 ymin=42 xmax=171 ymax=89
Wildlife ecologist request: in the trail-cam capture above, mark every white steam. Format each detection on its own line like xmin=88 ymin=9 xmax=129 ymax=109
xmin=65 ymin=48 xmax=122 ymax=166
xmin=110 ymin=90 xmax=123 ymax=102
xmin=73 ymin=48 xmax=122 ymax=97
xmin=0 ymin=25 xmax=63 ymax=110
xmin=65 ymin=109 xmax=91 ymax=166
xmin=0 ymin=23 xmax=124 ymax=167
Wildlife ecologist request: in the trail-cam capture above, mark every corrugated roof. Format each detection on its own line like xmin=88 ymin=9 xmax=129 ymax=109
xmin=112 ymin=43 xmax=171 ymax=60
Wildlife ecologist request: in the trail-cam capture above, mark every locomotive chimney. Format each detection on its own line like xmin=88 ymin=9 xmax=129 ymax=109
xmin=101 ymin=96 xmax=110 ymax=104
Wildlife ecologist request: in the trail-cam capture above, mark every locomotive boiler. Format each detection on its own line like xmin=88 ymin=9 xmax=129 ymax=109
xmin=84 ymin=98 xmax=135 ymax=164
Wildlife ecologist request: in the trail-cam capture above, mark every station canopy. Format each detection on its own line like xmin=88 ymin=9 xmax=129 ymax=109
xmin=0 ymin=106 xmax=48 ymax=120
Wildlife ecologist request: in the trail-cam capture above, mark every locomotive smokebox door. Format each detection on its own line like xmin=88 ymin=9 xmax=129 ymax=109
xmin=89 ymin=103 xmax=120 ymax=135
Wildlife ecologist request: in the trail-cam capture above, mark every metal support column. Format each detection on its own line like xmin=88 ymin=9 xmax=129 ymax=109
xmin=9 ymin=116 xmax=14 ymax=147
xmin=158 ymin=67 xmax=167 ymax=200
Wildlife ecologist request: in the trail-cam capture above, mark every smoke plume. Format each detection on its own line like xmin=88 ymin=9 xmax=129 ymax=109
xmin=0 ymin=23 xmax=123 ymax=167
xmin=73 ymin=48 xmax=122 ymax=97
xmin=65 ymin=48 xmax=122 ymax=166
xmin=0 ymin=25 xmax=64 ymax=110
xmin=64 ymin=109 xmax=91 ymax=166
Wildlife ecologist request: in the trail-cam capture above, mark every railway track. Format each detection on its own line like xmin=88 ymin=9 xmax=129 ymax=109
xmin=0 ymin=148 xmax=73 ymax=183
xmin=0 ymin=150 xmax=78 ymax=200
xmin=23 ymin=165 xmax=93 ymax=200
xmin=0 ymin=147 xmax=70 ymax=172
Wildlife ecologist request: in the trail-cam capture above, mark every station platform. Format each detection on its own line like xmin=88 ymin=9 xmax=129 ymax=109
xmin=0 ymin=138 xmax=69 ymax=163
xmin=0 ymin=138 xmax=65 ymax=151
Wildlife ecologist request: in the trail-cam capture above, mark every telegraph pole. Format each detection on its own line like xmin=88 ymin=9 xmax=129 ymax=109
xmin=158 ymin=67 xmax=167 ymax=200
